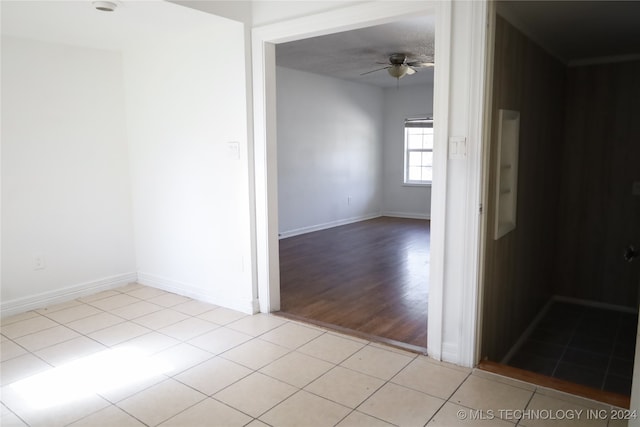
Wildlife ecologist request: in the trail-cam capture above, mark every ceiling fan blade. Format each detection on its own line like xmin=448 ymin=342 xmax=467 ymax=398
xmin=406 ymin=67 xmax=417 ymax=75
xmin=360 ymin=66 xmax=391 ymax=76
xmin=407 ymin=61 xmax=434 ymax=68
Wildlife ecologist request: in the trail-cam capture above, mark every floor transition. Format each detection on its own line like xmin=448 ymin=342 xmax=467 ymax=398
xmin=1 ymin=284 xmax=631 ymax=426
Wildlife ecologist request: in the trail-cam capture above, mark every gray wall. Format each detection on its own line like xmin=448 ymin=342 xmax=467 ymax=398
xmin=276 ymin=66 xmax=434 ymax=236
xmin=382 ymin=83 xmax=433 ymax=218
xmin=276 ymin=66 xmax=385 ymax=236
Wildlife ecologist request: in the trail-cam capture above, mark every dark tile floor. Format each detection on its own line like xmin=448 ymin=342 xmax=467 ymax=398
xmin=507 ymin=301 xmax=637 ymax=396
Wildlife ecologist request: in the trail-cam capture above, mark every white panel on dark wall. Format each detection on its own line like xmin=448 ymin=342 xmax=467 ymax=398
xmin=494 ymin=109 xmax=520 ymax=240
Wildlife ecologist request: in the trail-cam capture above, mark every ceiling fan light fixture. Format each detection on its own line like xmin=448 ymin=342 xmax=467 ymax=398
xmin=388 ymin=64 xmax=408 ymax=79
xmin=93 ymin=1 xmax=118 ymax=12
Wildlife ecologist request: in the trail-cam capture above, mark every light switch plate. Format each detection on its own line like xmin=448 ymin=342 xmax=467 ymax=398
xmin=449 ymin=137 xmax=467 ymax=159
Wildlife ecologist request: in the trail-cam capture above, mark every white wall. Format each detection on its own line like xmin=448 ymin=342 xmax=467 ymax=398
xmin=171 ymin=1 xmax=252 ymax=24
xmin=2 ymin=0 xmax=490 ymax=370
xmin=124 ymin=20 xmax=255 ymax=312
xmin=381 ymin=82 xmax=433 ymax=218
xmin=252 ymin=1 xmax=366 ymax=26
xmin=1 ymin=37 xmax=136 ymax=313
xmin=276 ymin=66 xmax=384 ymax=237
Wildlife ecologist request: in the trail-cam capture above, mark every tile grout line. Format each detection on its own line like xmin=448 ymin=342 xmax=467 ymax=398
xmin=1 ymin=401 xmax=31 ymax=427
xmin=341 ymin=350 xmax=454 ymax=427
xmin=77 ymin=292 xmax=230 ymax=424
xmin=601 ymin=313 xmax=622 ymax=392
xmin=7 ymin=286 xmax=617 ymax=427
xmin=36 ymin=301 xmax=128 ymax=357
xmin=248 ymin=339 xmax=418 ymax=424
xmin=348 ymin=367 xmax=409 ymax=426
xmin=421 ymin=370 xmax=473 ymax=427
xmin=163 ymin=324 xmax=356 ymax=424
xmin=550 ymin=304 xmax=584 ymax=379
xmin=521 ymin=387 xmax=538 ymax=423
xmin=1 ymin=287 xmax=218 ymax=424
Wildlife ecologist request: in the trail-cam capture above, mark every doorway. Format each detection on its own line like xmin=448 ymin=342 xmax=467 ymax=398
xmin=252 ymin=1 xmax=451 ymax=355
xmin=272 ymin=16 xmax=435 ymax=350
xmin=480 ymin=2 xmax=640 ymax=406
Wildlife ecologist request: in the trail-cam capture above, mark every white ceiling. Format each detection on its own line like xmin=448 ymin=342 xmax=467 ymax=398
xmin=0 ymin=0 xmax=216 ymax=52
xmin=276 ymin=14 xmax=436 ymax=89
xmin=2 ymin=0 xmax=638 ymax=85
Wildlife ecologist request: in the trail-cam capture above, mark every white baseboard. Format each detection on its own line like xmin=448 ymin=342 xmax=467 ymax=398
xmin=0 ymin=272 xmax=138 ymax=318
xmin=278 ymin=213 xmax=381 ymax=239
xmin=278 ymin=212 xmax=430 ymax=239
xmin=137 ymin=272 xmax=258 ymax=314
xmin=382 ymin=211 xmax=430 ymax=220
xmin=441 ymin=342 xmax=459 ymax=364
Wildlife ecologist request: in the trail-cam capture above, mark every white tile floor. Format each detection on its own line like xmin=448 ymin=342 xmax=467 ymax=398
xmin=0 ymin=284 xmax=628 ymax=427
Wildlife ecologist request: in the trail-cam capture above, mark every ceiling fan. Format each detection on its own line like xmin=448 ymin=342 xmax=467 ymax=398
xmin=361 ymin=53 xmax=434 ymax=80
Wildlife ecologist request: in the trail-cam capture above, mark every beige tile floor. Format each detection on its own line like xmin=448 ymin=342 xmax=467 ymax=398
xmin=0 ymin=284 xmax=629 ymax=427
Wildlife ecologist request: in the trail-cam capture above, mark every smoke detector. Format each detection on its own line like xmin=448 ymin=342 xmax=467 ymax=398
xmin=93 ymin=1 xmax=118 ymax=12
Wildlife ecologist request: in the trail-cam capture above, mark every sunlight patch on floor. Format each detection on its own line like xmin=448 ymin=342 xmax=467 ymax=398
xmin=10 ymin=347 xmax=172 ymax=409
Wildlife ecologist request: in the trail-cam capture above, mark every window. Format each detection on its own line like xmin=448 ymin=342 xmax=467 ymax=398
xmin=404 ymin=118 xmax=433 ymax=185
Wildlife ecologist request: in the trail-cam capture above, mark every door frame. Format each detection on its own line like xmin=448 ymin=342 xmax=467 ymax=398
xmin=475 ymin=0 xmax=497 ymax=366
xmin=251 ymin=0 xmax=452 ymax=359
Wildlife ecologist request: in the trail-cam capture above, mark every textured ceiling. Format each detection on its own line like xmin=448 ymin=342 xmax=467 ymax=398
xmin=276 ymin=0 xmax=640 ymax=89
xmin=276 ymin=15 xmax=436 ymax=89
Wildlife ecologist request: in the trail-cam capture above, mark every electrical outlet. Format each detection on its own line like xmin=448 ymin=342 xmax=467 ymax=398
xmin=227 ymin=141 xmax=240 ymax=159
xmin=34 ymin=253 xmax=46 ymax=270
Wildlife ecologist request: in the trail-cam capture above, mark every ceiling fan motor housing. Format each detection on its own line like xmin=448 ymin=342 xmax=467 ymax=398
xmin=359 ymin=52 xmax=428 ymax=80
xmin=389 ymin=53 xmax=408 ymax=65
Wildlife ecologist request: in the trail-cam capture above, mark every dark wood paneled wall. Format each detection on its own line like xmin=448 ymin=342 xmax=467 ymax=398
xmin=555 ymin=60 xmax=640 ymax=307
xmin=481 ymin=16 xmax=566 ymax=361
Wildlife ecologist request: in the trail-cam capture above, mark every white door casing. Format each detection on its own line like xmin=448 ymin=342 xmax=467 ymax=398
xmin=251 ymin=0 xmax=489 ymax=367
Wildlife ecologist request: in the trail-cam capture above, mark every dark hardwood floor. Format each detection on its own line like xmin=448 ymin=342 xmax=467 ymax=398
xmin=278 ymin=216 xmax=429 ymax=349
